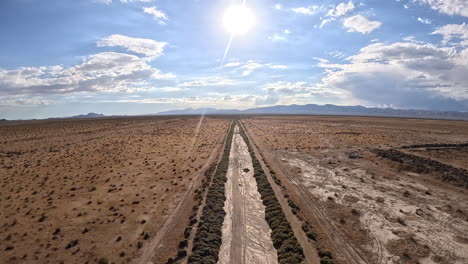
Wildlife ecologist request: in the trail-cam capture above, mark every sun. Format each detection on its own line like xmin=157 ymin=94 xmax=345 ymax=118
xmin=223 ymin=5 xmax=255 ymax=35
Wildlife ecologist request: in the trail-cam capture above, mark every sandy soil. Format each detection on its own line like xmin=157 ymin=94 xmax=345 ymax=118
xmin=218 ymin=126 xmax=277 ymax=264
xmin=0 ymin=117 xmax=229 ymax=264
xmin=282 ymin=152 xmax=468 ymax=263
xmin=243 ymin=116 xmax=468 ymax=264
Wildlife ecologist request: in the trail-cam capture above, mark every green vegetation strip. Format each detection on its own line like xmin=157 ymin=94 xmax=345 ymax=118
xmin=166 ymin=162 xmax=218 ymax=264
xmin=242 ymin=122 xmax=336 ymax=264
xmin=187 ymin=121 xmax=236 ymax=264
xmin=238 ymin=123 xmax=305 ymax=264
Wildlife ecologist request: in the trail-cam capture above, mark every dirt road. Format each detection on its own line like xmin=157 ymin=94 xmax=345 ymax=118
xmin=242 ymin=120 xmax=369 ymax=264
xmin=218 ymin=126 xmax=278 ymax=264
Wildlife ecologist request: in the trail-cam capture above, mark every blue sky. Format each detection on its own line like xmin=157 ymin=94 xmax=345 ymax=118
xmin=0 ymin=0 xmax=467 ymax=119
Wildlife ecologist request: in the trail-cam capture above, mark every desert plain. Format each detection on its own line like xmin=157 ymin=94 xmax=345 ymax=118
xmin=1 ymin=115 xmax=467 ymax=264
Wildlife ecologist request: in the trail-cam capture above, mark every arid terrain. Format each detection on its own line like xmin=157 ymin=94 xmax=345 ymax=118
xmin=0 ymin=116 xmax=230 ymax=264
xmin=1 ymin=115 xmax=467 ymax=264
xmin=242 ymin=116 xmax=468 ymax=264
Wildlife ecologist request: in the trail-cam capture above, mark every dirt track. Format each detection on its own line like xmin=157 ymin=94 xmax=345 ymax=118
xmin=242 ymin=116 xmax=468 ymax=264
xmin=243 ymin=120 xmax=367 ymax=264
xmin=218 ymin=126 xmax=277 ymax=264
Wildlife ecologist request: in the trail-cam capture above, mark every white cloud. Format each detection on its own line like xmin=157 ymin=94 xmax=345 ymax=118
xmin=158 ymin=87 xmax=189 ymax=92
xmin=291 ymin=6 xmax=319 ymax=15
xmin=320 ymin=1 xmax=355 ymax=28
xmin=432 ymin=23 xmax=468 ymax=46
xmin=270 ymin=65 xmax=288 ymax=69
xmin=314 ymin=40 xmax=468 ymax=110
xmin=320 ymin=18 xmax=335 ymax=28
xmin=270 ymin=29 xmax=291 ymax=42
xmin=0 ymin=35 xmax=173 ymax=97
xmin=0 ymin=96 xmax=52 ymax=106
xmin=327 ymin=1 xmax=355 ymax=17
xmin=403 ymin=36 xmax=425 ymax=44
xmin=241 ymin=61 xmax=263 ymax=76
xmin=224 ymin=62 xmax=242 ymax=67
xmin=417 ymin=17 xmax=432 ymax=24
xmin=226 ymin=61 xmax=286 ymax=75
xmin=416 ymin=0 xmax=468 ymax=17
xmin=143 ymin=6 xmax=168 ymax=24
xmin=262 ymin=82 xmax=346 ymax=103
xmin=329 ymin=51 xmax=346 ymax=58
xmin=274 ymin=4 xmax=282 ymax=10
xmin=343 ymin=15 xmax=382 ymax=34
xmin=264 ymin=81 xmax=311 ymax=93
xmin=97 ymin=34 xmax=167 ymax=58
xmin=270 ymin=33 xmax=287 ymax=42
xmin=178 ymin=77 xmax=234 ymax=87
xmin=102 ymin=95 xmax=259 ymax=109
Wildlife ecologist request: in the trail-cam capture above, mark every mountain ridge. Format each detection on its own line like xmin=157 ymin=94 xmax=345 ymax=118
xmin=155 ymin=104 xmax=468 ymax=120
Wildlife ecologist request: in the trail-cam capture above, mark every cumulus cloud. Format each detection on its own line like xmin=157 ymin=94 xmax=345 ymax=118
xmin=97 ymin=34 xmax=167 ymax=58
xmin=320 ymin=1 xmax=355 ymax=28
xmin=291 ymin=6 xmax=319 ymax=15
xmin=432 ymin=23 xmax=468 ymax=46
xmin=416 ymin=0 xmax=468 ymax=17
xmin=143 ymin=6 xmax=168 ymax=24
xmin=314 ymin=40 xmax=468 ymax=110
xmin=0 ymin=35 xmax=173 ymax=98
xmin=327 ymin=1 xmax=355 ymax=17
xmin=343 ymin=15 xmax=382 ymax=34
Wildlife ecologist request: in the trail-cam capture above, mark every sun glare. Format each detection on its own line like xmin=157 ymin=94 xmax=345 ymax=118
xmin=223 ymin=5 xmax=255 ymax=35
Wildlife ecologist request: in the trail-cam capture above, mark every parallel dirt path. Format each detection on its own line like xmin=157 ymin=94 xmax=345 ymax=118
xmin=218 ymin=126 xmax=278 ymax=264
xmin=240 ymin=121 xmax=320 ymax=264
xmin=242 ymin=120 xmax=367 ymax=264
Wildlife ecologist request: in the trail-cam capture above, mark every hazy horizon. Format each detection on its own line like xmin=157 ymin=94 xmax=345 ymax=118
xmin=1 ymin=0 xmax=468 ymax=119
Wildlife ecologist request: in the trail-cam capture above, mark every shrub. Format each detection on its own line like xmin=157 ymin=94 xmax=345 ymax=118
xmin=188 ymin=122 xmax=236 ymax=263
xmin=97 ymin=258 xmax=109 ymax=264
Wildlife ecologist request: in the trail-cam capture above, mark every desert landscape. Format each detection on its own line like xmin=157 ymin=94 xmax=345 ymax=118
xmin=242 ymin=116 xmax=468 ymax=264
xmin=1 ymin=115 xmax=467 ymax=264
xmin=3 ymin=0 xmax=468 ymax=263
xmin=0 ymin=116 xmax=230 ymax=264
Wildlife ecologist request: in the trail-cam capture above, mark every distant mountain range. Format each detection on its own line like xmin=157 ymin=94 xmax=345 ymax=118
xmin=155 ymin=104 xmax=468 ymax=120
xmin=70 ymin=112 xmax=106 ymax=119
